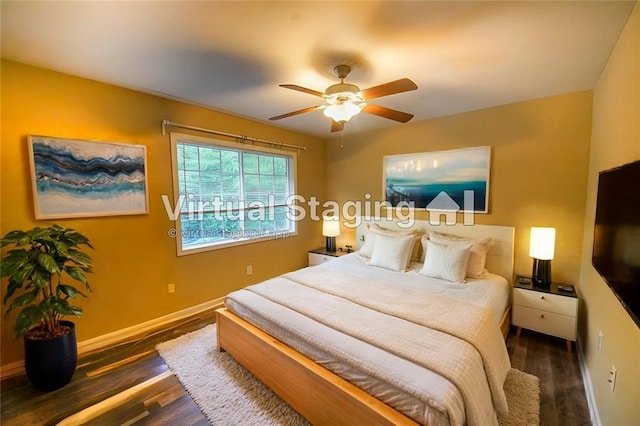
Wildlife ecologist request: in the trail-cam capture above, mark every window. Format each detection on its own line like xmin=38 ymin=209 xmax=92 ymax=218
xmin=169 ymin=133 xmax=297 ymax=255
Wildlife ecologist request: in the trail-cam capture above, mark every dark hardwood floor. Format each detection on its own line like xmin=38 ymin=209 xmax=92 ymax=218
xmin=507 ymin=328 xmax=591 ymax=426
xmin=1 ymin=311 xmax=215 ymax=426
xmin=1 ymin=313 xmax=591 ymax=425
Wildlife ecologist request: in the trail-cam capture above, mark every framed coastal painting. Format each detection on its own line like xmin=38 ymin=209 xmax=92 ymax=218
xmin=28 ymin=136 xmax=149 ymax=219
xmin=383 ymin=146 xmax=491 ymax=213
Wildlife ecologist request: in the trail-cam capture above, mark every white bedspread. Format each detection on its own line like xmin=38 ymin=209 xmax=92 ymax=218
xmin=325 ymin=254 xmax=511 ymax=324
xmin=225 ymin=253 xmax=512 ymax=426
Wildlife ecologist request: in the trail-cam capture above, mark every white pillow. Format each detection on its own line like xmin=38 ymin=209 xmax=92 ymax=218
xmin=359 ymin=228 xmax=377 ymax=258
xmin=419 ymin=240 xmax=472 ymax=283
xmin=420 ymin=234 xmax=429 ymax=262
xmin=429 ymin=231 xmax=491 ymax=278
xmin=367 ymin=233 xmax=416 ymax=272
xmin=360 ymin=224 xmax=416 ymax=261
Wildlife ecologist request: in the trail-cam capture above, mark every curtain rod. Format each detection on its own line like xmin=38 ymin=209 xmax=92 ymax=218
xmin=161 ymin=120 xmax=307 ymax=153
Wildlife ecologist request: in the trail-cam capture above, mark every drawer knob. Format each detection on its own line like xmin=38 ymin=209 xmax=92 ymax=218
xmin=540 ymin=314 xmax=545 ymax=319
xmin=540 ymin=295 xmax=545 ymax=300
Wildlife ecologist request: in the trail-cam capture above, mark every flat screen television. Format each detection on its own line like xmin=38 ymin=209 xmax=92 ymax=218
xmin=592 ymin=160 xmax=640 ymax=327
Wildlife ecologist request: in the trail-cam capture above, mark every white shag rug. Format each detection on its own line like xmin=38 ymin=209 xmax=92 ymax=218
xmin=156 ymin=324 xmax=539 ymax=425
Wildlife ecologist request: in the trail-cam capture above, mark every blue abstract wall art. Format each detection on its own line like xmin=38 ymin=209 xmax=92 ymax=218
xmin=28 ymin=136 xmax=149 ymax=219
xmin=384 ymin=146 xmax=491 ymax=213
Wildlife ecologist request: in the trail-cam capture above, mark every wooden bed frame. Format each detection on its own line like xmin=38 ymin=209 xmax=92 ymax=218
xmin=216 ymin=307 xmax=418 ymax=425
xmin=216 ymin=306 xmax=511 ymax=425
xmin=216 ymin=220 xmax=515 ymax=425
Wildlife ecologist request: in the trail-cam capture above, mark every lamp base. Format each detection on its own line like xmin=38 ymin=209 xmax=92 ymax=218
xmin=532 ymin=258 xmax=552 ymax=288
xmin=326 ymin=236 xmax=336 ymax=253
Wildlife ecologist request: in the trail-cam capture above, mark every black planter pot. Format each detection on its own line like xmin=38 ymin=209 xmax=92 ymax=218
xmin=24 ymin=320 xmax=78 ymax=391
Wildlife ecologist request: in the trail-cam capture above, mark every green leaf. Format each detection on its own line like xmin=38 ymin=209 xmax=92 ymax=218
xmin=55 ymin=298 xmax=83 ymax=317
xmin=0 ymin=230 xmax=28 ymax=247
xmin=57 ymin=283 xmax=76 ymax=298
xmin=37 ymin=253 xmax=61 ymax=275
xmin=55 ymin=297 xmax=70 ymax=313
xmin=57 ymin=283 xmax=86 ymax=299
xmin=8 ymin=291 xmax=37 ymax=311
xmin=67 ymin=305 xmax=83 ymax=317
xmin=66 ymin=230 xmax=92 ymax=247
xmin=10 ymin=262 xmax=36 ymax=285
xmin=40 ymin=295 xmax=57 ymax=311
xmin=30 ymin=268 xmax=49 ymax=289
xmin=3 ymin=278 xmax=24 ymax=305
xmin=29 ymin=227 xmax=51 ymax=240
xmin=66 ymin=249 xmax=92 ymax=267
xmin=53 ymin=240 xmax=71 ymax=258
xmin=0 ymin=249 xmax=31 ymax=277
xmin=14 ymin=305 xmax=42 ymax=337
xmin=65 ymin=266 xmax=89 ymax=286
xmin=37 ymin=238 xmax=58 ymax=254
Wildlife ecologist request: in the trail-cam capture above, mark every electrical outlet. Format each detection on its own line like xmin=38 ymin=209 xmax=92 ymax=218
xmin=246 ymin=265 xmax=253 ymax=275
xmin=608 ymin=365 xmax=617 ymax=391
xmin=598 ymin=331 xmax=603 ymax=353
xmin=168 ymin=283 xmax=175 ymax=293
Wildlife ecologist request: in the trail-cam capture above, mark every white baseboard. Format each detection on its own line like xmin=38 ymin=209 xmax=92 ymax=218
xmin=0 ymin=360 xmax=25 ymax=380
xmin=0 ymin=297 xmax=224 ymax=381
xmin=576 ymin=336 xmax=601 ymax=426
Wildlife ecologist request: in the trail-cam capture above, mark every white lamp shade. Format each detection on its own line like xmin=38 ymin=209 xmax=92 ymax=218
xmin=322 ymin=216 xmax=340 ymax=237
xmin=323 ymin=102 xmax=361 ymax=123
xmin=529 ymin=227 xmax=556 ymax=260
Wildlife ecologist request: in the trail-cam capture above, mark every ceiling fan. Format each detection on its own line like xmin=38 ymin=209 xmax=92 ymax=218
xmin=269 ymin=64 xmax=418 ymax=132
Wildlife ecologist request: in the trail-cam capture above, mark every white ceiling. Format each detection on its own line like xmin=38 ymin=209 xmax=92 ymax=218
xmin=1 ymin=1 xmax=636 ymax=138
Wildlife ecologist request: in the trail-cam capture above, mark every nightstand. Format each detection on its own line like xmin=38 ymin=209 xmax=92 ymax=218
xmin=308 ymin=247 xmax=349 ymax=266
xmin=512 ymin=274 xmax=578 ymax=352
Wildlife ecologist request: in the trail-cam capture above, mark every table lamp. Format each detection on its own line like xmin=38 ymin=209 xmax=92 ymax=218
xmin=530 ymin=227 xmax=556 ymax=288
xmin=322 ymin=216 xmax=340 ymax=252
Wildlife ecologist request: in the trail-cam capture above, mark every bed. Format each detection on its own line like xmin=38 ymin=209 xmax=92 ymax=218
xmin=216 ymin=218 xmax=515 ymax=426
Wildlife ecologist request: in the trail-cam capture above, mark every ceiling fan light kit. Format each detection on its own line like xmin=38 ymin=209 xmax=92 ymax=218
xmin=323 ymin=100 xmax=363 ymax=123
xmin=270 ymin=64 xmax=417 ymax=132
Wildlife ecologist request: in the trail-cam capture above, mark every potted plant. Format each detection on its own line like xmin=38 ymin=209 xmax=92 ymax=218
xmin=1 ymin=224 xmax=93 ymax=391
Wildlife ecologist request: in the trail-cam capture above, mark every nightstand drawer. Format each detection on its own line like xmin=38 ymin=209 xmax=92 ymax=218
xmin=513 ymin=306 xmax=577 ymax=340
xmin=513 ymin=288 xmax=577 ymax=316
xmin=308 ymin=252 xmax=335 ymax=266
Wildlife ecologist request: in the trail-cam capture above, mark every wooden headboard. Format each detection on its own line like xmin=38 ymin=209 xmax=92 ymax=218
xmin=354 ymin=217 xmax=515 ymax=283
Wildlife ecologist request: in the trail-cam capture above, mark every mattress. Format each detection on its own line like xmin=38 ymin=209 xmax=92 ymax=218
xmin=225 ymin=253 xmax=511 ymax=426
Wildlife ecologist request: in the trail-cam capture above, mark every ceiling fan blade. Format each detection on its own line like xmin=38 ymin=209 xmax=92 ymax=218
xmin=363 ymin=104 xmax=414 ymax=123
xmin=331 ymin=120 xmax=344 ymax=133
xmin=280 ymin=84 xmax=325 ymax=98
xmin=360 ymin=78 xmax=418 ymax=100
xmin=269 ymin=105 xmax=323 ymax=121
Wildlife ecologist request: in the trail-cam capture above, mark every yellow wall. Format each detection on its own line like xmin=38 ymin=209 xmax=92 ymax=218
xmin=579 ymin=3 xmax=640 ymax=424
xmin=0 ymin=60 xmax=327 ymax=365
xmin=327 ymin=91 xmax=593 ymax=284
